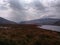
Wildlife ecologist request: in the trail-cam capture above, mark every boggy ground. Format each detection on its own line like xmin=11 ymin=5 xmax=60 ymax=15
xmin=0 ymin=24 xmax=60 ymax=45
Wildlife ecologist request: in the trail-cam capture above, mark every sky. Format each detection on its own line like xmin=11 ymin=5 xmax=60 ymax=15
xmin=0 ymin=0 xmax=60 ymax=22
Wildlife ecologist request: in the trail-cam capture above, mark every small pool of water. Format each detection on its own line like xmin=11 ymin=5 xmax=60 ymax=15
xmin=37 ymin=25 xmax=60 ymax=32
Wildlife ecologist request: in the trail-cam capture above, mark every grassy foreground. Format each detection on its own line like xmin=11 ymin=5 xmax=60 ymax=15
xmin=0 ymin=24 xmax=60 ymax=45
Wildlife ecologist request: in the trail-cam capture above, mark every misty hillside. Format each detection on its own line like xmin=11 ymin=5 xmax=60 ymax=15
xmin=20 ymin=18 xmax=60 ymax=25
xmin=0 ymin=17 xmax=16 ymax=24
xmin=53 ymin=20 xmax=60 ymax=26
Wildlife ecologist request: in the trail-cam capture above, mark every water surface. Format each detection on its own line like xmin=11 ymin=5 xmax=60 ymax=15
xmin=37 ymin=25 xmax=60 ymax=32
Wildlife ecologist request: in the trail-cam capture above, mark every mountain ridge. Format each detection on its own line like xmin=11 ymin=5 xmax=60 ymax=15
xmin=19 ymin=18 xmax=60 ymax=25
xmin=0 ymin=17 xmax=17 ymax=24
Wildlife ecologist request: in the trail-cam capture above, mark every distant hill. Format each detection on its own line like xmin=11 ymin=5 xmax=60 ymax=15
xmin=53 ymin=20 xmax=60 ymax=26
xmin=0 ymin=17 xmax=16 ymax=24
xmin=20 ymin=18 xmax=60 ymax=25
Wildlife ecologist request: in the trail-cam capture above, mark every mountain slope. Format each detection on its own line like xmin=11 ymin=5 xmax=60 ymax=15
xmin=0 ymin=17 xmax=16 ymax=24
xmin=20 ymin=18 xmax=60 ymax=25
xmin=54 ymin=20 xmax=60 ymax=26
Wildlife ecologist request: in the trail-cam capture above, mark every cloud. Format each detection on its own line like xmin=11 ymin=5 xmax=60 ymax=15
xmin=0 ymin=0 xmax=9 ymax=10
xmin=38 ymin=0 xmax=60 ymax=19
xmin=48 ymin=0 xmax=60 ymax=18
xmin=1 ymin=0 xmax=60 ymax=22
xmin=0 ymin=6 xmax=8 ymax=10
xmin=8 ymin=0 xmax=24 ymax=11
xmin=7 ymin=0 xmax=46 ymax=22
xmin=8 ymin=10 xmax=27 ymax=22
xmin=30 ymin=0 xmax=46 ymax=12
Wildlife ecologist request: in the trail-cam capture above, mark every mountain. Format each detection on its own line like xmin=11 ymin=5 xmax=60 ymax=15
xmin=53 ymin=20 xmax=60 ymax=26
xmin=0 ymin=17 xmax=16 ymax=24
xmin=20 ymin=18 xmax=60 ymax=25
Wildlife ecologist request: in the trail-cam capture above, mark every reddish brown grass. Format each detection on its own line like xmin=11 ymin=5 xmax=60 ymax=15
xmin=0 ymin=24 xmax=60 ymax=45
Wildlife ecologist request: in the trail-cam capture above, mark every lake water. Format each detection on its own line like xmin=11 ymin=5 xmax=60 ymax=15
xmin=37 ymin=25 xmax=60 ymax=32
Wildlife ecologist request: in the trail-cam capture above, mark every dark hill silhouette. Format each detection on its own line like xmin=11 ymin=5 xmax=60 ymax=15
xmin=20 ymin=18 xmax=60 ymax=25
xmin=0 ymin=17 xmax=16 ymax=24
xmin=53 ymin=20 xmax=60 ymax=26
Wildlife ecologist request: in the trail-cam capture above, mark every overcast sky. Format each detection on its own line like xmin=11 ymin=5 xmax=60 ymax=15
xmin=0 ymin=0 xmax=60 ymax=22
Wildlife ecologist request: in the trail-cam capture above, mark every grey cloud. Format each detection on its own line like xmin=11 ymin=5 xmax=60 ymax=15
xmin=4 ymin=0 xmax=60 ymax=22
xmin=0 ymin=0 xmax=9 ymax=10
xmin=31 ymin=0 xmax=46 ymax=12
xmin=9 ymin=10 xmax=27 ymax=22
xmin=55 ymin=1 xmax=60 ymax=12
xmin=51 ymin=0 xmax=60 ymax=17
xmin=42 ymin=0 xmax=60 ymax=18
xmin=0 ymin=6 xmax=8 ymax=10
xmin=8 ymin=0 xmax=24 ymax=11
xmin=8 ymin=0 xmax=47 ymax=22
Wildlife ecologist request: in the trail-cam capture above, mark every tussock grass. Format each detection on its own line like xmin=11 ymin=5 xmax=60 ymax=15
xmin=0 ymin=24 xmax=60 ymax=45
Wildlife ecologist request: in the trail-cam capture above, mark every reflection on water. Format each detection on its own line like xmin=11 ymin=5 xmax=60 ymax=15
xmin=38 ymin=25 xmax=60 ymax=32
